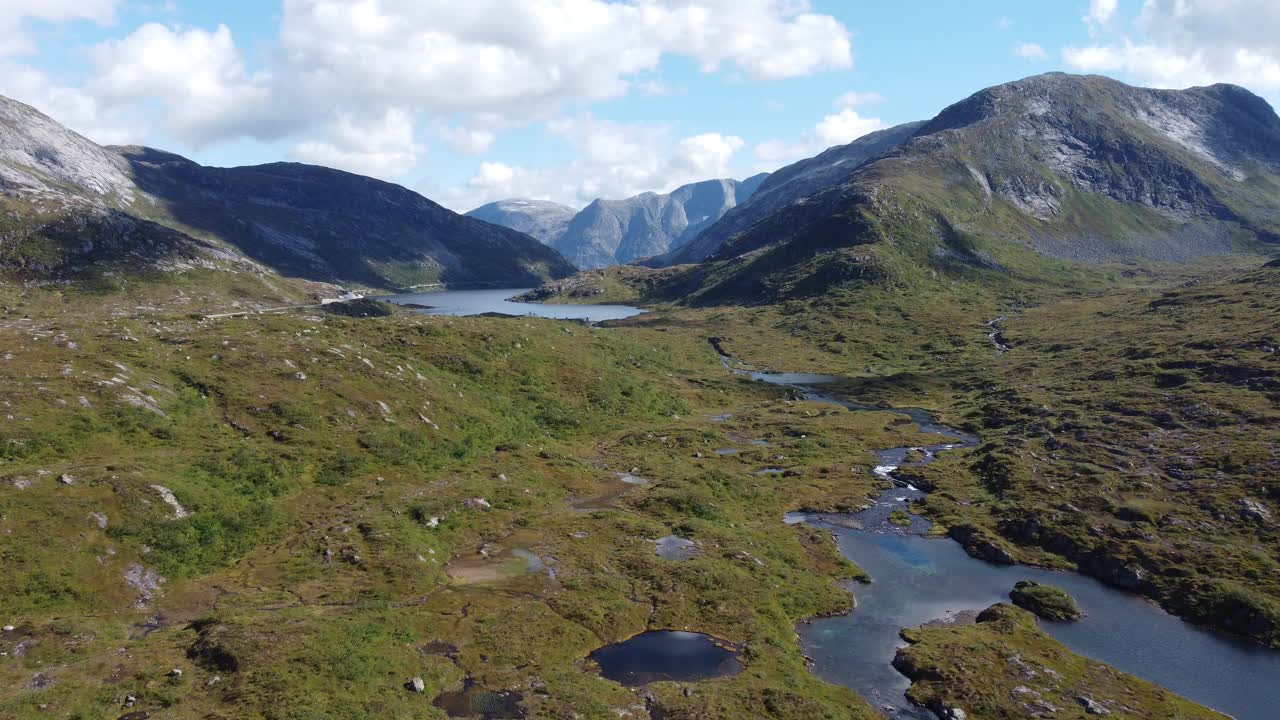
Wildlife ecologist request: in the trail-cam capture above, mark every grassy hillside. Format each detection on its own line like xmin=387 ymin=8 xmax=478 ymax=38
xmin=4 ymin=274 xmax=977 ymax=720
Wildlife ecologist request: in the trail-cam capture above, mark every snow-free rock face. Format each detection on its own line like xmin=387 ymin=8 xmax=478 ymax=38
xmin=549 ymin=174 xmax=769 ymax=269
xmin=0 ymin=94 xmax=574 ymax=287
xmin=0 ymin=96 xmax=135 ymax=201
xmin=466 ymin=199 xmax=578 ymax=246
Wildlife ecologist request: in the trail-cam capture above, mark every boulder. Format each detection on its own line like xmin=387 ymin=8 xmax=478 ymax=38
xmin=407 ymin=676 xmax=426 ymax=693
xmin=1238 ymin=498 xmax=1272 ymax=524
xmin=1076 ymin=696 xmax=1111 ymax=716
xmin=1009 ymin=581 xmax=1082 ymax=621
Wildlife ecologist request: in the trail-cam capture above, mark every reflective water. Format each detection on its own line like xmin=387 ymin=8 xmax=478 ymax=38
xmin=791 ymin=496 xmax=1280 ymax=720
xmin=433 ymin=678 xmax=526 ymax=719
xmin=383 ymin=287 xmax=645 ymax=322
xmin=655 ymin=535 xmax=698 ymax=561
xmin=716 ymin=341 xmax=1280 ymax=719
xmin=773 ymin=393 xmax=1279 ymax=720
xmin=589 ymin=631 xmax=743 ymax=686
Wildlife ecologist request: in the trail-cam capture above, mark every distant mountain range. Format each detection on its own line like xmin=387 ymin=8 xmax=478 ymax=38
xmin=0 ymin=96 xmax=573 ymax=288
xmin=642 ymin=73 xmax=1280 ymax=303
xmin=656 ymin=121 xmax=926 ymax=266
xmin=467 ymin=174 xmax=769 ymax=270
xmin=466 ymin=199 xmax=577 ymax=247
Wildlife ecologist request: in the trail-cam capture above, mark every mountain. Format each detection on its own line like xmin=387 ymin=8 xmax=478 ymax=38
xmin=668 ymin=73 xmax=1280 ymax=303
xmin=0 ymin=95 xmax=574 ymax=288
xmin=659 ymin=121 xmax=925 ymax=265
xmin=466 ymin=199 xmax=578 ymax=246
xmin=539 ymin=174 xmax=769 ymax=270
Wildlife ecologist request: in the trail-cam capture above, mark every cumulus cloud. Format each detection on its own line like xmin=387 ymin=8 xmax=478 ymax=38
xmin=87 ymin=23 xmax=282 ymax=145
xmin=442 ymin=115 xmax=746 ymax=210
xmin=2 ymin=0 xmax=860 ymax=203
xmin=1085 ymin=0 xmax=1119 ymax=28
xmin=290 ymin=108 xmax=424 ymax=179
xmin=0 ymin=63 xmax=136 ymax=145
xmin=1014 ymin=42 xmax=1049 ymax=61
xmin=0 ymin=0 xmax=118 ymax=56
xmin=754 ymin=95 xmax=885 ymax=169
xmin=276 ymin=0 xmax=851 ymax=119
xmin=834 ymin=91 xmax=884 ymax=109
xmin=440 ymin=125 xmax=497 ymax=155
xmin=1064 ymin=0 xmax=1280 ymax=101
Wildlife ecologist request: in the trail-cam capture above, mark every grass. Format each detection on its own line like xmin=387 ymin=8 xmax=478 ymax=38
xmin=1 ymin=249 xmax=1277 ymax=718
xmin=0 ymin=275 xmax=919 ymax=720
xmin=895 ymin=604 xmax=1228 ymax=719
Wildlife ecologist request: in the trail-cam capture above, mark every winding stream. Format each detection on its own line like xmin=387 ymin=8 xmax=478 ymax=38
xmin=728 ymin=355 xmax=1280 ymax=720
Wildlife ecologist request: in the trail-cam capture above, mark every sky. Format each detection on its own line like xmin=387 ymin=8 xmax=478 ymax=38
xmin=2 ymin=0 xmax=1278 ymax=212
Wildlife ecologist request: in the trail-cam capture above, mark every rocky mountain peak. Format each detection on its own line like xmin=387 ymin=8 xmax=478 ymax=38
xmin=0 ymin=95 xmax=135 ymax=201
xmin=466 ymin=199 xmax=579 ymax=247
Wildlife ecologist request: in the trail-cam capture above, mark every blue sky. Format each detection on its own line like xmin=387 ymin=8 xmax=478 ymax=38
xmin=3 ymin=1 xmax=1277 ymax=210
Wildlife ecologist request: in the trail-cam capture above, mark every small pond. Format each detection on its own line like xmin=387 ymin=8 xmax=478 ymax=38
xmin=382 ymin=288 xmax=645 ymax=322
xmin=589 ymin=631 xmax=743 ymax=686
xmin=434 ymin=678 xmax=525 ymax=719
xmin=654 ymin=535 xmax=698 ymax=561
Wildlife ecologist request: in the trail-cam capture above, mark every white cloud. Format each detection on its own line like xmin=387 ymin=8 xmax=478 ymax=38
xmin=0 ymin=62 xmax=136 ymax=145
xmin=834 ymin=90 xmax=884 ymax=109
xmin=813 ymin=109 xmax=884 ymax=146
xmin=1064 ymin=0 xmax=1280 ymax=101
xmin=442 ymin=115 xmax=747 ymax=210
xmin=996 ymin=16 xmax=1014 ymax=31
xmin=87 ymin=23 xmax=281 ymax=145
xmin=290 ymin=108 xmax=424 ymax=179
xmin=440 ymin=125 xmax=497 ymax=155
xmin=1086 ymin=0 xmax=1119 ymax=27
xmin=0 ymin=3 xmax=134 ymax=144
xmin=1014 ymin=42 xmax=1049 ymax=61
xmin=754 ymin=97 xmax=886 ymax=169
xmin=276 ymin=0 xmax=851 ymax=120
xmin=1 ymin=1 xmax=860 ymax=201
xmin=0 ymin=0 xmax=118 ymax=56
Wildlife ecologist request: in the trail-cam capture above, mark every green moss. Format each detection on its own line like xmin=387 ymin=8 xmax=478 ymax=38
xmin=895 ymin=604 xmax=1228 ymax=720
xmin=1009 ymin=581 xmax=1082 ymax=621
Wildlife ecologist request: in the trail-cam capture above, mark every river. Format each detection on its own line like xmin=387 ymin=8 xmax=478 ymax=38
xmin=741 ymin=366 xmax=1280 ymax=720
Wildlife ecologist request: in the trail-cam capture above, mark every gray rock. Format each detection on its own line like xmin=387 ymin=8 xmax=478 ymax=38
xmin=553 ymin=175 xmax=769 ymax=269
xmin=467 ymin=199 xmax=577 ymax=246
xmin=123 ymin=564 xmax=165 ymax=607
xmin=407 ymin=676 xmax=426 ymax=693
xmin=57 ymin=473 xmax=75 ymax=485
xmin=1076 ymin=696 xmax=1111 ymax=715
xmin=1238 ymin=497 xmax=1272 ymax=524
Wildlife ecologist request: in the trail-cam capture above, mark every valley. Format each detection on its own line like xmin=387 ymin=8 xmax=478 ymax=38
xmin=2 ymin=69 xmax=1279 ymax=720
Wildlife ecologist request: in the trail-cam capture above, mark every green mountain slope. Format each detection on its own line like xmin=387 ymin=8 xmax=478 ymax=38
xmin=666 ymin=74 xmax=1280 ymax=304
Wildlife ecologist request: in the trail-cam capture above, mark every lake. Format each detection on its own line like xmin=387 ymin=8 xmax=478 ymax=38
xmin=382 ymin=287 xmax=646 ymax=322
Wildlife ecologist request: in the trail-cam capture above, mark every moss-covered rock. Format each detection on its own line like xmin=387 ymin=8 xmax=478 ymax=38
xmin=1009 ymin=580 xmax=1082 ymax=621
xmin=895 ymin=604 xmax=1228 ymax=720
